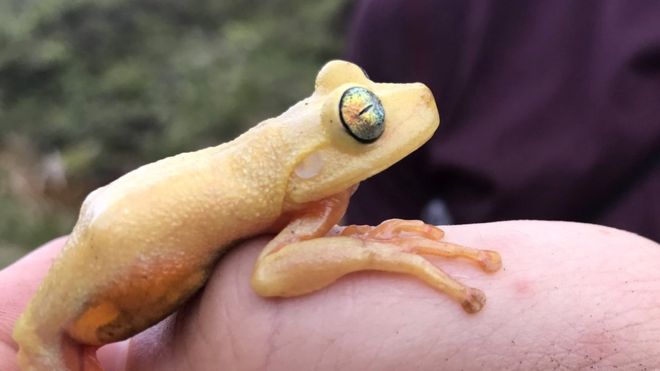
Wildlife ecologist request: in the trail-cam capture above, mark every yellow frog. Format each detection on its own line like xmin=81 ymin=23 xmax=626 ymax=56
xmin=13 ymin=60 xmax=501 ymax=371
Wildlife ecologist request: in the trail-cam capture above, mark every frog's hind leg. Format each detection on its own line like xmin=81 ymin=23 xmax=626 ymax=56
xmin=13 ymin=276 xmax=104 ymax=371
xmin=13 ymin=299 xmax=103 ymax=371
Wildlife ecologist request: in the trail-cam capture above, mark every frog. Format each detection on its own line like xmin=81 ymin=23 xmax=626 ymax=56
xmin=12 ymin=60 xmax=502 ymax=371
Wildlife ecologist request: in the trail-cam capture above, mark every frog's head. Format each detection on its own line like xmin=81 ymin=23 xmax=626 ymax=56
xmin=283 ymin=60 xmax=439 ymax=206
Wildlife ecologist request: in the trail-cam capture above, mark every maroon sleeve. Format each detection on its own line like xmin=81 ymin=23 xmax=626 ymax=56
xmin=345 ymin=0 xmax=660 ymax=241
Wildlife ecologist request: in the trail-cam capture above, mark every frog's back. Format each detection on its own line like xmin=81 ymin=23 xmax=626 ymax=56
xmin=81 ymin=137 xmax=284 ymax=257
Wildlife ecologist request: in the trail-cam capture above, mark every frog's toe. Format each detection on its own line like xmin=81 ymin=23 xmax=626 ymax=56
xmin=478 ymin=250 xmax=502 ymax=272
xmin=341 ymin=219 xmax=445 ymax=240
xmin=461 ymin=287 xmax=487 ymax=314
xmin=340 ymin=222 xmax=502 ymax=274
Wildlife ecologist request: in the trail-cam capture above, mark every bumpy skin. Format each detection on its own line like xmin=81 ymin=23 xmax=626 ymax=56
xmin=13 ymin=60 xmax=500 ymax=371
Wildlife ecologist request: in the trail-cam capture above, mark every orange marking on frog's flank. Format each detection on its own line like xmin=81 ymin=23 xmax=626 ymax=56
xmin=68 ymin=302 xmax=120 ymax=345
xmin=66 ymin=254 xmax=212 ymax=346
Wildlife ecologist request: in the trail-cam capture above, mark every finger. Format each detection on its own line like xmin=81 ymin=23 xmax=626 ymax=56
xmin=124 ymin=220 xmax=660 ymax=370
xmin=0 ymin=237 xmax=68 ymax=342
xmin=0 ymin=237 xmax=68 ymax=371
xmin=1 ymin=237 xmax=131 ymax=371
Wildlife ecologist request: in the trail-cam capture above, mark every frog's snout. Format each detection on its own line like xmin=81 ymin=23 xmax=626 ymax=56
xmin=378 ymin=81 xmax=440 ymax=145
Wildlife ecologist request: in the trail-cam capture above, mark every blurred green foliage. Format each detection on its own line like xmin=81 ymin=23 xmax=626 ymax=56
xmin=0 ymin=0 xmax=351 ymax=266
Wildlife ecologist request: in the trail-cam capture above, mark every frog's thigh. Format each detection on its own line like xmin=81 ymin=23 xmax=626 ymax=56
xmin=66 ymin=259 xmax=211 ymax=345
xmin=251 ymin=236 xmax=486 ymax=313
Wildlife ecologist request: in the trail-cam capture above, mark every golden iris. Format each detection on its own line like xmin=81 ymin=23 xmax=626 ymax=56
xmin=339 ymin=87 xmax=385 ymax=143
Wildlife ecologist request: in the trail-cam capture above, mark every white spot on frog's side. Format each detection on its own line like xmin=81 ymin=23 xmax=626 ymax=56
xmin=294 ymin=152 xmax=323 ymax=179
xmin=87 ymin=189 xmax=117 ymax=223
xmin=88 ymin=197 xmax=108 ymax=223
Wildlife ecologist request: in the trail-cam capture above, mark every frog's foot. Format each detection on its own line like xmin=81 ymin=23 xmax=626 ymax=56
xmin=252 ymin=234 xmax=498 ymax=313
xmin=340 ymin=218 xmax=445 ymax=240
xmin=253 ymin=194 xmax=499 ymax=313
xmin=339 ymin=219 xmax=502 ymax=272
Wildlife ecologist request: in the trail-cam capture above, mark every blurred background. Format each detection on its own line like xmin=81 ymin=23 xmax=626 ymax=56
xmin=1 ymin=0 xmax=658 ymax=268
xmin=0 ymin=0 xmax=351 ymax=266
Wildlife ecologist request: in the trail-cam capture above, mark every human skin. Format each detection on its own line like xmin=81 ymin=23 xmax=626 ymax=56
xmin=1 ymin=220 xmax=659 ymax=370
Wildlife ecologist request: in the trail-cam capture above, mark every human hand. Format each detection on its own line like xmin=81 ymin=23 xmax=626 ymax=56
xmin=2 ymin=221 xmax=659 ymax=370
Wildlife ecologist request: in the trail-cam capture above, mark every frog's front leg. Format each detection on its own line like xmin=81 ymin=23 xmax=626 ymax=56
xmin=252 ymin=198 xmax=502 ymax=313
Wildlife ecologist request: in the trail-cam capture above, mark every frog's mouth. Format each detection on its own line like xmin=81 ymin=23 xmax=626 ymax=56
xmin=287 ymin=82 xmax=439 ymax=205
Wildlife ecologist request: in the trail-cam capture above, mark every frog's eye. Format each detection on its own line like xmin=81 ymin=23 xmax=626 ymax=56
xmin=339 ymin=87 xmax=385 ymax=143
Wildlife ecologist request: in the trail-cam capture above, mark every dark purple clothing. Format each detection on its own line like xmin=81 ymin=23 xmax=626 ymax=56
xmin=346 ymin=0 xmax=660 ymax=240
